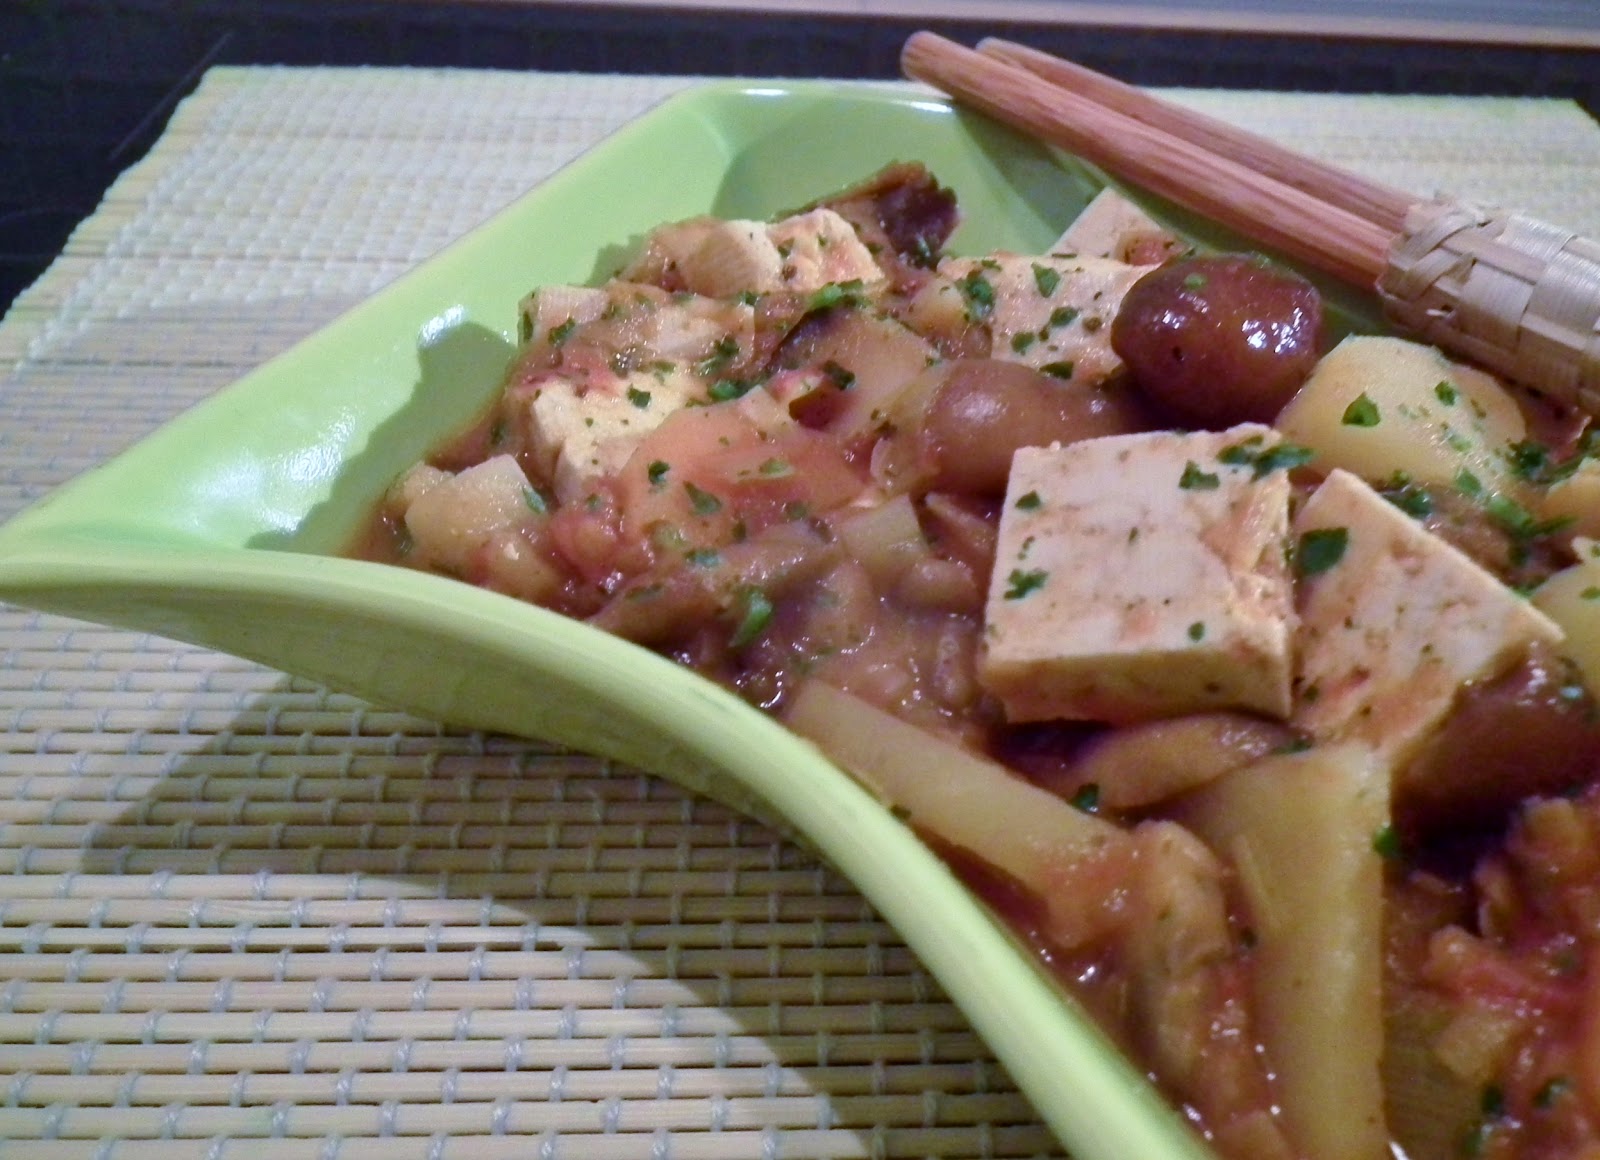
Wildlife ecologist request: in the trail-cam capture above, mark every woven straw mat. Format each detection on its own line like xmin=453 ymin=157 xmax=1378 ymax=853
xmin=3 ymin=66 xmax=1600 ymax=1160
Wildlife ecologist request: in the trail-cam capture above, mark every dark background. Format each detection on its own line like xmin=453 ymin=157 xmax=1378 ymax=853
xmin=4 ymin=0 xmax=1598 ymax=316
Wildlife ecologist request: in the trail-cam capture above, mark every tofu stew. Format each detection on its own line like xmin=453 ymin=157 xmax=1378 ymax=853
xmin=354 ymin=165 xmax=1600 ymax=1160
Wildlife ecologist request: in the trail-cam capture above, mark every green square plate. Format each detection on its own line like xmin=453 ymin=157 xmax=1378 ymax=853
xmin=0 ymin=79 xmax=1315 ymax=1160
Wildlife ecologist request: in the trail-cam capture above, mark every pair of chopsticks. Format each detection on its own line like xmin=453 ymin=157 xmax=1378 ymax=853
xmin=901 ymin=33 xmax=1407 ymax=289
xmin=900 ymin=32 xmax=1600 ymax=414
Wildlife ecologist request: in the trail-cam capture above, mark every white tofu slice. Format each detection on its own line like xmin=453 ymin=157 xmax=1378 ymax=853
xmin=1292 ymin=468 xmax=1564 ymax=764
xmin=938 ymin=253 xmax=1151 ymax=387
xmin=1054 ymin=188 xmax=1186 ymax=265
xmin=525 ymin=364 xmax=702 ymax=504
xmin=766 ymin=208 xmax=885 ymax=293
xmin=979 ymin=423 xmax=1296 ymax=724
xmin=626 ymin=208 xmax=884 ymax=298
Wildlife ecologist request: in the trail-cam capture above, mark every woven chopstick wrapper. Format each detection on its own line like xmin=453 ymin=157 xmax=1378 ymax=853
xmin=1381 ymin=198 xmax=1600 ymax=413
xmin=5 ymin=66 xmax=1600 ymax=1159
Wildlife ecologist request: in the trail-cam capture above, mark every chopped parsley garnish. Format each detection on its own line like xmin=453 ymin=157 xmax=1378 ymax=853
xmin=547 ymin=317 xmax=577 ymax=347
xmin=1583 ymin=586 xmax=1600 ymax=600
xmin=683 ymin=481 xmax=723 ymax=516
xmin=822 ymin=360 xmax=856 ymax=390
xmin=730 ymin=587 xmax=774 ymax=648
xmin=626 ymin=386 xmax=652 ymax=409
xmin=1383 ymin=483 xmax=1434 ymax=519
xmin=1187 ymin=621 xmax=1206 ymax=642
xmin=1015 ymin=490 xmax=1043 ymax=511
xmin=1341 ymin=393 xmax=1381 ymax=427
xmin=1371 ymin=824 xmax=1402 ymax=861
xmin=522 ymin=486 xmax=548 ymax=515
xmin=1182 ymin=272 xmax=1208 ymax=291
xmin=783 ymin=500 xmax=810 ymax=521
xmin=1296 ymin=527 xmax=1349 ymax=576
xmin=1179 ymin=461 xmax=1221 ymax=490
xmin=647 ymin=459 xmax=670 ymax=486
xmin=1219 ymin=439 xmax=1315 ymax=479
xmin=695 ymin=335 xmax=740 ymax=376
xmin=807 ymin=280 xmax=866 ymax=312
xmin=685 ymin=548 xmax=722 ymax=568
xmin=1070 ymin=783 xmax=1101 ymax=813
xmin=757 ymin=457 xmax=792 ymax=477
xmin=1434 ymin=380 xmax=1459 ymax=405
xmin=957 ymin=269 xmax=996 ymax=323
xmin=1010 ymin=332 xmax=1037 ymax=354
xmin=707 ymin=378 xmax=755 ymax=402
xmin=1031 ymin=263 xmax=1062 ymax=297
xmin=1046 ymin=305 xmax=1080 ymax=330
xmin=1039 ymin=360 xmax=1075 ymax=380
xmin=1004 ymin=568 xmax=1049 ymax=600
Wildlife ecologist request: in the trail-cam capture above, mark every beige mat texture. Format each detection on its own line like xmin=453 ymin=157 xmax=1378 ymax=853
xmin=3 ymin=66 xmax=1600 ymax=1159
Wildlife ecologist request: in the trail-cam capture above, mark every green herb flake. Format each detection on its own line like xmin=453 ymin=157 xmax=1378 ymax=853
xmin=1296 ymin=527 xmax=1350 ymax=577
xmin=1372 ymin=824 xmax=1402 ymax=861
xmin=1220 ymin=440 xmax=1316 ymax=479
xmin=521 ymin=486 xmax=548 ymax=516
xmin=685 ymin=548 xmax=722 ymax=568
xmin=547 ymin=317 xmax=577 ymax=347
xmin=1004 ymin=568 xmax=1049 ymax=600
xmin=1070 ymin=783 xmax=1101 ymax=813
xmin=1031 ymin=263 xmax=1062 ymax=297
xmin=822 ymin=360 xmax=856 ymax=391
xmin=957 ymin=269 xmax=996 ymax=323
xmin=783 ymin=500 xmax=810 ymax=522
xmin=1435 ymin=380 xmax=1459 ymax=406
xmin=1187 ymin=621 xmax=1206 ymax=642
xmin=626 ymin=386 xmax=652 ymax=409
xmin=1583 ymin=587 xmax=1600 ymax=601
xmin=683 ymin=481 xmax=723 ymax=516
xmin=1015 ymin=490 xmax=1043 ymax=511
xmin=807 ymin=279 xmax=865 ymax=312
xmin=1341 ymin=393 xmax=1381 ymax=427
xmin=1179 ymin=461 xmax=1221 ymax=491
xmin=757 ymin=457 xmax=792 ymax=478
xmin=1383 ymin=483 xmax=1434 ymax=519
xmin=730 ymin=587 xmax=774 ymax=648
xmin=1040 ymin=360 xmax=1076 ymax=380
xmin=1455 ymin=468 xmax=1485 ymax=499
xmin=1010 ymin=331 xmax=1037 ymax=354
xmin=647 ymin=459 xmax=670 ymax=486
xmin=1046 ymin=305 xmax=1080 ymax=330
xmin=1182 ymin=272 xmax=1208 ymax=291
xmin=707 ymin=378 xmax=755 ymax=402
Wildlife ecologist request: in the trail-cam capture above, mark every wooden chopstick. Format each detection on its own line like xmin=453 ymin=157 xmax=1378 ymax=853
xmin=976 ymin=37 xmax=1416 ymax=236
xmin=900 ymin=32 xmax=1396 ymax=288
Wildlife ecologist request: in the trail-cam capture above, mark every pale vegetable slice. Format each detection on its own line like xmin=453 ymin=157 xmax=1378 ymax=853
xmin=401 ymin=454 xmax=539 ymax=575
xmin=835 ymin=494 xmax=928 ymax=589
xmin=1533 ymin=540 xmax=1600 ymax=695
xmin=1276 ymin=335 xmax=1527 ymax=496
xmin=1172 ymin=741 xmax=1391 ymax=1160
xmin=785 ymin=678 xmax=1133 ymax=950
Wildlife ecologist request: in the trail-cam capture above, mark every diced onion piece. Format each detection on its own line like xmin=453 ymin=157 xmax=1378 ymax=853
xmin=836 ymin=495 xmax=928 ymax=589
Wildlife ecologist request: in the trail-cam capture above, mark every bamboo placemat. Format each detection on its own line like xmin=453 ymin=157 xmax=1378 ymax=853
xmin=3 ymin=66 xmax=1600 ymax=1160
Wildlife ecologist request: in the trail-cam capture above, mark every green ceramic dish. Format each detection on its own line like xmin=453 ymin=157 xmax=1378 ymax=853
xmin=0 ymin=80 xmax=1333 ymax=1160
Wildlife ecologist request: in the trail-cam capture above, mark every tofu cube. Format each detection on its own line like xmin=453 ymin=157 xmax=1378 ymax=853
xmin=525 ymin=364 xmax=701 ymax=504
xmin=1293 ymin=468 xmax=1563 ymax=763
xmin=938 ymin=253 xmax=1150 ymax=388
xmin=980 ymin=424 xmax=1296 ymax=724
